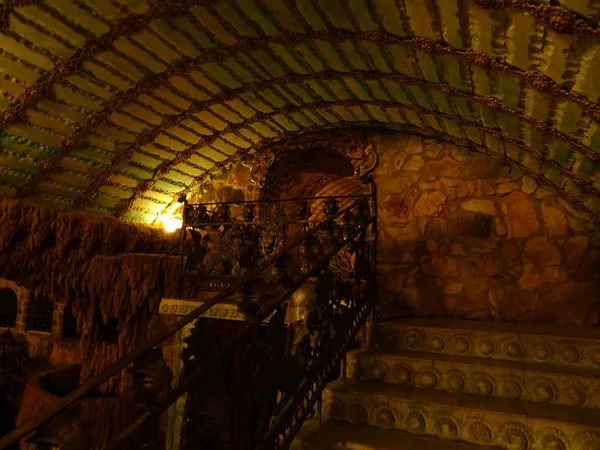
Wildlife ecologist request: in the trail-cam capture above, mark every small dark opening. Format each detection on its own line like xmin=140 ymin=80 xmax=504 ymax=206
xmin=61 ymin=304 xmax=79 ymax=338
xmin=461 ymin=214 xmax=493 ymax=238
xmin=39 ymin=364 xmax=81 ymax=396
xmin=25 ymin=297 xmax=54 ymax=333
xmin=98 ymin=316 xmax=119 ymax=343
xmin=0 ymin=288 xmax=18 ymax=328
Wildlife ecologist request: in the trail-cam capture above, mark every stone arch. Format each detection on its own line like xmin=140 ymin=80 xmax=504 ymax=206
xmin=0 ymin=278 xmax=30 ymax=331
xmin=254 ymin=144 xmax=374 ymax=271
xmin=0 ymin=288 xmax=18 ymax=329
xmin=260 ymin=146 xmax=359 ymax=201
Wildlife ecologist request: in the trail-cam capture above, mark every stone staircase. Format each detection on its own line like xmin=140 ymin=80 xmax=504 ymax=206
xmin=292 ymin=318 xmax=600 ymax=450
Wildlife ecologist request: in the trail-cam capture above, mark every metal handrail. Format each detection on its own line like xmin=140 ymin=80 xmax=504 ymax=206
xmin=184 ymin=193 xmax=371 ymax=207
xmin=104 ymin=220 xmax=373 ymax=450
xmin=0 ymin=199 xmax=364 ymax=450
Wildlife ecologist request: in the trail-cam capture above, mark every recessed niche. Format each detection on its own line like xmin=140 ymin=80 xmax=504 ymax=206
xmin=462 ymin=214 xmax=493 ymax=238
xmin=25 ymin=297 xmax=54 ymax=333
xmin=40 ymin=364 xmax=81 ymax=396
xmin=0 ymin=288 xmax=18 ymax=328
xmin=98 ymin=316 xmax=119 ymax=343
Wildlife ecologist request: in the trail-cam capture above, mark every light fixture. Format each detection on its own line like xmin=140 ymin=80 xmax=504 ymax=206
xmin=159 ymin=214 xmax=182 ymax=233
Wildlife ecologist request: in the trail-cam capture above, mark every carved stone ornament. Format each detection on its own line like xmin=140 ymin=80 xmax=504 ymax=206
xmin=159 ymin=298 xmax=276 ymax=322
xmin=249 ymin=140 xmax=379 ymax=188
xmin=249 ymin=149 xmax=277 ymax=188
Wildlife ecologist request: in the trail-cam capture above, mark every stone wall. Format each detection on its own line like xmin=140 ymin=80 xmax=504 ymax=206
xmin=373 ymin=133 xmax=600 ymax=326
xmin=190 ymin=131 xmax=600 ymax=327
xmin=0 ymin=277 xmax=30 ymax=332
xmin=0 ymin=277 xmax=81 ymax=361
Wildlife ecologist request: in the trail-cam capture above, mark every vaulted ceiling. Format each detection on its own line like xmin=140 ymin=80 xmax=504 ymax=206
xmin=1 ymin=0 xmax=600 ymax=222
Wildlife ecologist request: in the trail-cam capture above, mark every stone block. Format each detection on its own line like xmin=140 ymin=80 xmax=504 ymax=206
xmin=501 ymin=191 xmax=539 ymax=238
xmin=536 ymin=282 xmax=600 ymax=326
xmin=424 ymin=156 xmax=461 ymax=178
xmin=402 ymin=155 xmax=424 ymax=171
xmin=489 ymin=285 xmax=538 ymax=322
xmin=564 ymin=235 xmax=589 ymax=274
xmin=414 ymin=191 xmax=447 ymax=217
xmin=460 ymin=199 xmax=497 ymax=216
xmin=541 ymin=199 xmax=568 ymax=237
xmin=464 ymin=155 xmax=504 ymax=178
xmin=521 ymin=176 xmax=538 ymax=194
xmin=518 ymin=237 xmax=561 ymax=289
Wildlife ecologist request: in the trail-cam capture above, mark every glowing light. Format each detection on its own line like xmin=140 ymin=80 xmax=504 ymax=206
xmin=160 ymin=215 xmax=182 ymax=233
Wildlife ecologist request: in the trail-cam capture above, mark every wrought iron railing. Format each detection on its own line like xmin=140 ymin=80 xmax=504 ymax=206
xmin=0 ymin=192 xmax=377 ymax=450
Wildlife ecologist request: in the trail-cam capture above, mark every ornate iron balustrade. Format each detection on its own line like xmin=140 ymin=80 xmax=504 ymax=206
xmin=176 ymin=194 xmax=373 ymax=297
xmin=0 ymin=193 xmax=377 ymax=450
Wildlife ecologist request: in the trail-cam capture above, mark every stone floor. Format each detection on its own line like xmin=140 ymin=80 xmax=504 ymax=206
xmin=291 ymin=318 xmax=600 ymax=449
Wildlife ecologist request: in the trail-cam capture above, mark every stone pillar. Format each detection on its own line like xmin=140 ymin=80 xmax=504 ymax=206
xmin=159 ymin=299 xmax=193 ymax=450
xmin=0 ymin=278 xmax=29 ymax=331
xmin=51 ymin=301 xmax=66 ymax=337
xmin=14 ymin=290 xmax=30 ymax=332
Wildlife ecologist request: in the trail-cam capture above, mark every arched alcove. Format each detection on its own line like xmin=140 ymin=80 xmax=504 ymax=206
xmin=0 ymin=288 xmax=18 ymax=329
xmin=25 ymin=297 xmax=53 ymax=333
xmin=260 ymin=147 xmax=370 ymax=253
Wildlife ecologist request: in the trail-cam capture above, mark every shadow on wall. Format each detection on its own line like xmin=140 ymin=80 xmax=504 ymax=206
xmin=0 ymin=387 xmax=18 ymax=450
xmin=374 ymin=132 xmax=600 ymax=327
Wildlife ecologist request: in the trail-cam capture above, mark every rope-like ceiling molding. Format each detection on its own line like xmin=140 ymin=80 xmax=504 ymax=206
xmin=0 ymin=0 xmax=598 ymax=129
xmin=1 ymin=0 xmax=600 ymax=222
xmin=134 ymin=97 xmax=595 ymax=218
xmin=472 ymin=0 xmax=600 ymax=37
xmin=0 ymin=0 xmax=36 ymax=32
xmin=113 ymin=97 xmax=600 ymax=219
xmin=16 ymin=28 xmax=600 ymax=203
xmin=0 ymin=0 xmax=222 ymax=124
xmin=159 ymin=119 xmax=600 ymax=225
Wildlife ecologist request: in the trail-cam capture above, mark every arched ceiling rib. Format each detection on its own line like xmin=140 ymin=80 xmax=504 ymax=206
xmin=1 ymin=0 xmax=600 ymax=223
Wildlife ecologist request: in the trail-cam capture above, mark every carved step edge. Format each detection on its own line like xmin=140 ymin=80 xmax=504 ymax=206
xmin=375 ymin=319 xmax=600 ymax=370
xmin=323 ymin=380 xmax=600 ymax=450
xmin=346 ymin=349 xmax=600 ymax=410
xmin=291 ymin=419 xmax=502 ymax=450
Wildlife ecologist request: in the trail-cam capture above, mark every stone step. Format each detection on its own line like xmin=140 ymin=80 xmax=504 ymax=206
xmin=322 ymin=380 xmax=600 ymax=450
xmin=374 ymin=318 xmax=600 ymax=370
xmin=292 ymin=419 xmax=502 ymax=449
xmin=347 ymin=349 xmax=600 ymax=409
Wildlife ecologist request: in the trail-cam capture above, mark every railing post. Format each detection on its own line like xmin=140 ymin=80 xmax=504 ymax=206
xmin=317 ymin=394 xmax=322 ymax=427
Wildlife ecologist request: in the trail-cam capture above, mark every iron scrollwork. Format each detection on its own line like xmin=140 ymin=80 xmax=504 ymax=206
xmin=175 ymin=195 xmax=375 ymax=449
xmin=245 ymin=198 xmax=375 ymax=449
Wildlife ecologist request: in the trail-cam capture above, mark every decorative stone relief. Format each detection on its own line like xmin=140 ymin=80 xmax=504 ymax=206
xmin=159 ymin=298 xmax=275 ymax=322
xmin=323 ymin=384 xmax=600 ymax=450
xmin=349 ymin=324 xmax=600 ymax=410
xmin=376 ymin=323 xmax=600 ymax=370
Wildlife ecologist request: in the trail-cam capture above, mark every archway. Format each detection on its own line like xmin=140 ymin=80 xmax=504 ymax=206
xmin=0 ymin=288 xmax=18 ymax=329
xmin=259 ymin=146 xmax=372 ymax=260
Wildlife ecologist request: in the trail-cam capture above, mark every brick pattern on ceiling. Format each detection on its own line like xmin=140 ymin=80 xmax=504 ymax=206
xmin=0 ymin=0 xmax=600 ymax=222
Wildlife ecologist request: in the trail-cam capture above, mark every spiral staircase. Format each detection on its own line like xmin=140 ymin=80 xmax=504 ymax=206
xmin=292 ymin=318 xmax=600 ymax=450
